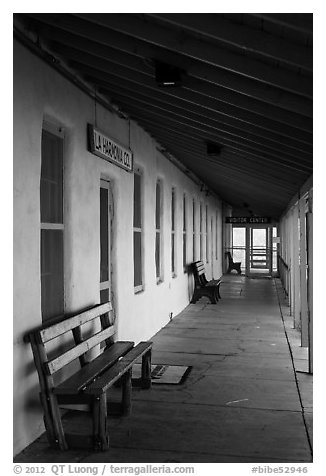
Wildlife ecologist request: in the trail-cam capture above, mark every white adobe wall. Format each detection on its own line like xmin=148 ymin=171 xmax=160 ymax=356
xmin=13 ymin=40 xmax=224 ymax=455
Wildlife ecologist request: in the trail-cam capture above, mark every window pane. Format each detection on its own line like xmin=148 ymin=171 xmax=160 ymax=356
xmin=41 ymin=130 xmax=63 ymax=223
xmin=41 ymin=229 xmax=64 ymax=321
xmin=192 ymin=200 xmax=195 ymax=229
xmin=171 ymin=189 xmax=175 ymax=231
xmin=133 ymin=173 xmax=141 ymax=229
xmin=216 ymin=212 xmax=218 ymax=259
xmin=233 ymin=227 xmax=246 ymax=247
xmin=155 ymin=231 xmax=160 ymax=278
xmin=134 ymin=231 xmax=142 ymax=287
xmin=183 ymin=195 xmax=186 ymax=231
xmin=183 ymin=233 xmax=186 ymax=267
xmin=193 ymin=233 xmax=196 ymax=261
xmin=100 ymin=187 xmax=109 ymax=283
xmin=156 ymin=181 xmax=161 ymax=229
xmin=171 ymin=233 xmax=175 ymax=273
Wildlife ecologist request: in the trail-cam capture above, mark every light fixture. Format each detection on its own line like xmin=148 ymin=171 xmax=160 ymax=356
xmin=155 ymin=61 xmax=182 ymax=87
xmin=206 ymin=141 xmax=223 ymax=156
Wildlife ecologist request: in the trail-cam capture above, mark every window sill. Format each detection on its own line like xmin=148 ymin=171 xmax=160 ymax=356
xmin=134 ymin=285 xmax=144 ymax=294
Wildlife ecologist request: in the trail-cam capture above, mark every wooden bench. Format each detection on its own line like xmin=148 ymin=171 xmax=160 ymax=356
xmin=26 ymin=302 xmax=152 ymax=451
xmin=225 ymin=251 xmax=242 ymax=275
xmin=190 ymin=260 xmax=222 ymax=304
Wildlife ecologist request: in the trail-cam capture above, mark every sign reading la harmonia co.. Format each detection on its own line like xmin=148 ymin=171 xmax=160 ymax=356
xmin=88 ymin=124 xmax=133 ymax=172
xmin=225 ymin=217 xmax=271 ymax=224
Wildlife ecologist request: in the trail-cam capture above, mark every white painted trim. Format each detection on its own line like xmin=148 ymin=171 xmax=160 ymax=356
xmin=41 ymin=223 xmax=64 ymax=230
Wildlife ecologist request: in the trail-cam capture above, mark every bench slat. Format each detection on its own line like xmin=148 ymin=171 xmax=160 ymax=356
xmin=120 ymin=342 xmax=152 ymax=363
xmin=54 ymin=341 xmax=134 ymax=395
xmin=85 ymin=342 xmax=153 ymax=396
xmin=194 ymin=263 xmax=205 ymax=270
xmin=45 ymin=326 xmax=115 ymax=375
xmin=39 ymin=302 xmax=113 ymax=343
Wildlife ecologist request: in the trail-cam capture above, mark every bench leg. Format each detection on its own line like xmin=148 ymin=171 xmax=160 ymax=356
xmin=48 ymin=393 xmax=68 ymax=450
xmin=121 ymin=369 xmax=132 ymax=416
xmin=141 ymin=350 xmax=152 ymax=389
xmin=191 ymin=288 xmax=217 ymax=304
xmin=39 ymin=392 xmax=57 ymax=449
xmin=190 ymin=289 xmax=200 ymax=303
xmin=92 ymin=394 xmax=109 ymax=451
xmin=208 ymin=291 xmax=217 ymax=304
xmin=216 ymin=284 xmax=221 ymax=300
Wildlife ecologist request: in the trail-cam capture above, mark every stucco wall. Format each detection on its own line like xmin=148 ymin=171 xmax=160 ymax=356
xmin=13 ymin=40 xmax=224 ymax=455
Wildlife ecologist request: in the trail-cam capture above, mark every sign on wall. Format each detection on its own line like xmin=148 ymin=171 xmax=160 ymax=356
xmin=88 ymin=124 xmax=133 ymax=172
xmin=225 ymin=217 xmax=271 ymax=224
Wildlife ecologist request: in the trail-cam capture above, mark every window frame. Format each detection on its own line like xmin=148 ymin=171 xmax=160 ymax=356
xmin=171 ymin=187 xmax=177 ymax=278
xmin=192 ymin=198 xmax=196 ymax=262
xmin=183 ymin=193 xmax=187 ymax=271
xmin=133 ymin=169 xmax=144 ymax=293
xmin=40 ymin=121 xmax=65 ymax=323
xmin=205 ymin=205 xmax=209 ymax=263
xmin=155 ymin=179 xmax=164 ymax=284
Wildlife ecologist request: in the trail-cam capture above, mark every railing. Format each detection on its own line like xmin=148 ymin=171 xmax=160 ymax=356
xmin=250 ymin=246 xmax=270 ymax=269
xmin=278 ymin=254 xmax=290 ymax=296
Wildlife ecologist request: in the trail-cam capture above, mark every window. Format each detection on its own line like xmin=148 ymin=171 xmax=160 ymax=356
xmin=40 ymin=125 xmax=64 ymax=322
xmin=133 ymin=171 xmax=143 ymax=292
xmin=183 ymin=193 xmax=187 ymax=269
xmin=171 ymin=188 xmax=176 ymax=277
xmin=199 ymin=203 xmax=203 ymax=260
xmin=155 ymin=180 xmax=163 ymax=282
xmin=216 ymin=211 xmax=218 ymax=260
xmin=206 ymin=205 xmax=209 ymax=263
xmin=192 ymin=199 xmax=196 ymax=261
xmin=100 ymin=179 xmax=111 ymax=305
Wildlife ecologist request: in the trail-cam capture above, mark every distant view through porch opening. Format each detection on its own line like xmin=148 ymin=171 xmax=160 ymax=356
xmin=231 ymin=226 xmax=278 ymax=277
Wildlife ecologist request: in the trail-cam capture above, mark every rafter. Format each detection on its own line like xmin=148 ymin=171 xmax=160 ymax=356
xmin=147 ymin=13 xmax=312 ymax=72
xmin=27 ymin=13 xmax=312 ymax=116
xmin=75 ymin=13 xmax=312 ymax=100
xmin=99 ymin=82 xmax=312 ymax=160
xmin=28 ymin=15 xmax=313 ymax=130
xmin=116 ymin=101 xmax=312 ymax=172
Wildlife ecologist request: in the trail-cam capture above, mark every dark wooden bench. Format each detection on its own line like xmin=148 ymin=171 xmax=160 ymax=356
xmin=225 ymin=251 xmax=242 ymax=274
xmin=26 ymin=302 xmax=152 ymax=451
xmin=190 ymin=260 xmax=222 ymax=304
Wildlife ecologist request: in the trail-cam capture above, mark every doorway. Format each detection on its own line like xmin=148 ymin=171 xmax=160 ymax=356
xmin=100 ymin=179 xmax=112 ymax=306
xmin=231 ymin=225 xmax=278 ymax=277
xmin=248 ymin=226 xmax=271 ymax=276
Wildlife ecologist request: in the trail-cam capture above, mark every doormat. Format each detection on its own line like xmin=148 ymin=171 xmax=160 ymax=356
xmin=133 ymin=364 xmax=192 ymax=385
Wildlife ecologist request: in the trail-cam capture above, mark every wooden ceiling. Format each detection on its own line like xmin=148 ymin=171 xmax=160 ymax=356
xmin=14 ymin=13 xmax=313 ymax=219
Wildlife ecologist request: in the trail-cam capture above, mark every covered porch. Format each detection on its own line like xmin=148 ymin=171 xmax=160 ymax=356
xmin=15 ymin=274 xmax=312 ymax=463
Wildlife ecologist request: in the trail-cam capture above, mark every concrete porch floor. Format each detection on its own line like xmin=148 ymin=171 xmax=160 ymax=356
xmin=14 ymin=275 xmax=313 ymax=463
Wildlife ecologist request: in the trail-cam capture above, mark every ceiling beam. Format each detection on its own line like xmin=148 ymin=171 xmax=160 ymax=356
xmin=88 ymin=72 xmax=312 ymax=143
xmin=252 ymin=13 xmax=313 ymax=34
xmin=95 ymin=77 xmax=312 ymax=153
xmin=28 ymin=15 xmax=313 ymax=131
xmin=119 ymin=102 xmax=313 ymax=172
xmin=161 ymin=149 xmax=292 ymax=205
xmin=100 ymin=82 xmax=312 ymax=160
xmin=147 ymin=13 xmax=312 ymax=72
xmin=149 ymin=128 xmax=306 ymax=181
xmin=75 ymin=13 xmax=312 ymax=100
xmin=135 ymin=115 xmax=311 ymax=177
xmin=151 ymin=132 xmax=306 ymax=191
xmin=26 ymin=13 xmax=312 ymax=116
